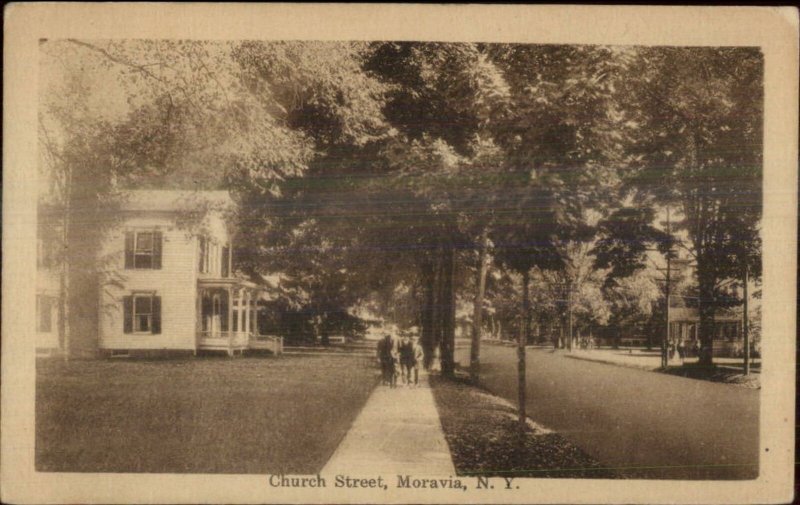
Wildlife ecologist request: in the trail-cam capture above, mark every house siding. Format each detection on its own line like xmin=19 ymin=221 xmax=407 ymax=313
xmin=99 ymin=213 xmax=204 ymax=351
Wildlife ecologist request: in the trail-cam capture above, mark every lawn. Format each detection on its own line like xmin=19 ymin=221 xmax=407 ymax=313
xmin=430 ymin=373 xmax=618 ymax=479
xmin=36 ymin=354 xmax=378 ymax=473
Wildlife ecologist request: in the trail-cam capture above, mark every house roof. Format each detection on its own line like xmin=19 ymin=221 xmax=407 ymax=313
xmin=119 ymin=190 xmax=234 ymax=212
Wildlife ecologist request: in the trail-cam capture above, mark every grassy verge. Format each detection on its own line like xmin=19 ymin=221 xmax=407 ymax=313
xmin=37 ymin=354 xmax=378 ymax=473
xmin=430 ymin=373 xmax=618 ymax=479
xmin=662 ymin=363 xmax=760 ymax=388
xmin=565 ymin=352 xmax=761 ymax=389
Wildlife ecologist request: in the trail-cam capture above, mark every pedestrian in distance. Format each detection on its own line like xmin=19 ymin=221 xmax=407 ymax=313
xmin=388 ymin=334 xmax=400 ymax=388
xmin=411 ymin=336 xmax=424 ymax=386
xmin=376 ymin=336 xmax=387 ymax=385
xmin=399 ymin=334 xmax=415 ymax=386
xmin=677 ymin=339 xmax=686 ymax=364
xmin=377 ymin=333 xmax=396 ymax=387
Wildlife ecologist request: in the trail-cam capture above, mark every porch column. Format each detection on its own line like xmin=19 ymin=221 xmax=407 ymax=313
xmin=243 ymin=290 xmax=251 ymax=337
xmin=227 ymin=287 xmax=234 ymax=356
xmin=249 ymin=290 xmax=256 ymax=335
xmin=254 ymin=291 xmax=260 ymax=336
xmin=237 ymin=288 xmax=245 ymax=335
xmin=195 ymin=288 xmax=203 ymax=353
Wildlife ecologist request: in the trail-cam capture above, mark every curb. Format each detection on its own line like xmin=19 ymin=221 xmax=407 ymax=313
xmin=564 ymin=353 xmax=659 ymax=372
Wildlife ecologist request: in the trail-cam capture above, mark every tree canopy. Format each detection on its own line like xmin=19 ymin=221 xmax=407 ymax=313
xmin=39 ymin=40 xmax=763 ymax=366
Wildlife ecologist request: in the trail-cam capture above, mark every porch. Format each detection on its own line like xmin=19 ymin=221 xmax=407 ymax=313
xmin=197 ymin=279 xmax=283 ymax=356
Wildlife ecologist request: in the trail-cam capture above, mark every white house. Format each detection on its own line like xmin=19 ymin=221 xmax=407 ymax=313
xmin=36 ymin=224 xmax=61 ymax=355
xmin=36 ymin=190 xmax=283 ymax=357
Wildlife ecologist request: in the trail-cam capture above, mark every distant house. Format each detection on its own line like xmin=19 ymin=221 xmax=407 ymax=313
xmin=36 ymin=190 xmax=283 ymax=357
xmin=669 ymin=307 xmax=754 ymax=357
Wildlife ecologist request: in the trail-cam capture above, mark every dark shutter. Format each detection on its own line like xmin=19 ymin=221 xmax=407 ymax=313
xmin=151 ymin=296 xmax=161 ymax=334
xmin=221 ymin=246 xmax=230 ymax=277
xmin=198 ymin=237 xmax=205 ymax=272
xmin=124 ymin=232 xmax=134 ymax=269
xmin=152 ymin=231 xmax=163 ymax=270
xmin=123 ymin=296 xmax=133 ymax=333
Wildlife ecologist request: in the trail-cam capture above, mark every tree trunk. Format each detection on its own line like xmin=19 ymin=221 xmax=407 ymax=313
xmin=420 ymin=259 xmax=436 ymax=369
xmin=470 ymin=229 xmax=489 ymax=384
xmin=697 ymin=269 xmax=716 ymax=366
xmin=518 ymin=269 xmax=530 ymax=430
xmin=440 ymin=244 xmax=456 ymax=377
xmin=742 ymin=264 xmax=750 ymax=375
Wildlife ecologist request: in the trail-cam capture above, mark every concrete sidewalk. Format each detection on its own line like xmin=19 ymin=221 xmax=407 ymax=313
xmin=322 ymin=372 xmax=456 ymax=476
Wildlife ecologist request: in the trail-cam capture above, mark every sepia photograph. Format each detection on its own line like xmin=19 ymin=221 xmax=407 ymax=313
xmin=3 ymin=4 xmax=797 ymax=505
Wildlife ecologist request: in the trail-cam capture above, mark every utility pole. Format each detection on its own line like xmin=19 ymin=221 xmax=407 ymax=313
xmin=664 ymin=257 xmax=671 ymax=367
xmin=518 ymin=269 xmax=530 ymax=431
xmin=743 ymin=263 xmax=750 ymax=375
xmin=470 ymin=228 xmax=489 ymax=384
xmin=655 ymin=207 xmax=673 ymax=369
xmin=567 ymin=286 xmax=574 ymax=352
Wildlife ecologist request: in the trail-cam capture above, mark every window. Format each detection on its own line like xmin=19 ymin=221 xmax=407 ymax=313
xmin=199 ymin=236 xmax=214 ymax=273
xmin=135 ymin=232 xmax=154 ymax=269
xmin=135 ymin=296 xmax=153 ymax=332
xmin=125 ymin=231 xmax=162 ymax=269
xmin=123 ymin=294 xmax=161 ymax=334
xmin=36 ymin=295 xmax=54 ymax=333
xmin=37 ymin=237 xmax=59 ymax=268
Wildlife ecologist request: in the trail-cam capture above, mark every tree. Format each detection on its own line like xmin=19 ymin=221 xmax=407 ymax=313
xmin=39 ymin=39 xmax=322 ymax=356
xmin=625 ymin=47 xmax=763 ymax=365
xmin=602 ymin=269 xmax=661 ymax=348
xmin=226 ymin=41 xmax=392 ymax=342
xmin=364 ymin=42 xmax=511 ymax=374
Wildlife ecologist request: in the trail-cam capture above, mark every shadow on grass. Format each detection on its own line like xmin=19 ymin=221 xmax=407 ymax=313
xmin=661 ymin=363 xmax=760 ymax=388
xmin=429 ymin=372 xmax=620 ymax=479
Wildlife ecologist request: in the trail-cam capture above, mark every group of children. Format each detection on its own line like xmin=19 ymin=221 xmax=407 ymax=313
xmin=376 ymin=333 xmax=424 ymax=388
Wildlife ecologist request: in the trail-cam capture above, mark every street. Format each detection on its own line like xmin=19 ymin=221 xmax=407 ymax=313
xmin=455 ymin=344 xmax=760 ymax=479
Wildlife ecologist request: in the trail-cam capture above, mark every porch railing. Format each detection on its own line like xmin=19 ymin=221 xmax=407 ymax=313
xmin=198 ymin=331 xmax=250 ymax=354
xmin=248 ymin=334 xmax=284 ymax=355
xmin=198 ymin=331 xmax=283 ymax=355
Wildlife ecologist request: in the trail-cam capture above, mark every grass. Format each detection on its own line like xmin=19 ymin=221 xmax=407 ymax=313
xmin=566 ymin=349 xmax=761 ymax=389
xmin=36 ymin=354 xmax=378 ymax=474
xmin=662 ymin=362 xmax=761 ymax=388
xmin=430 ymin=373 xmax=618 ymax=479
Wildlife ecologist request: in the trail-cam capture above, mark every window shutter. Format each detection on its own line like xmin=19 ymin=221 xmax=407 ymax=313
xmin=153 ymin=231 xmax=163 ymax=270
xmin=151 ymin=296 xmax=161 ymax=334
xmin=123 ymin=296 xmax=133 ymax=333
xmin=198 ymin=237 xmax=205 ymax=272
xmin=221 ymin=247 xmax=230 ymax=277
xmin=124 ymin=232 xmax=134 ymax=269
